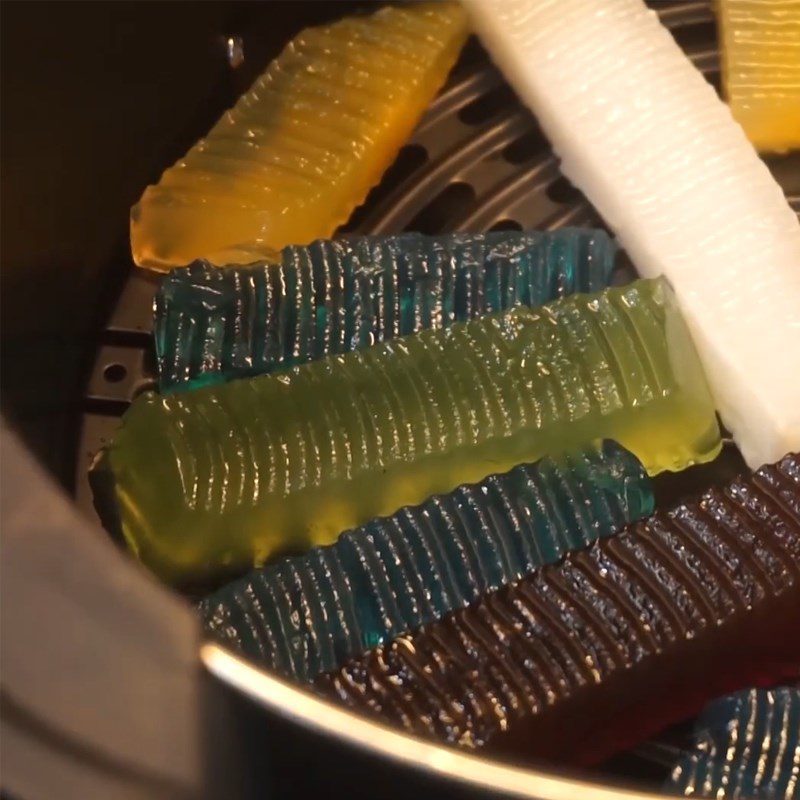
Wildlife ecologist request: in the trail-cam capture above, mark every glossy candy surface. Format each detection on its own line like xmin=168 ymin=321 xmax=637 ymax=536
xmin=99 ymin=278 xmax=720 ymax=586
xmin=718 ymin=0 xmax=800 ymax=153
xmin=463 ymin=0 xmax=800 ymax=469
xmin=200 ymin=442 xmax=653 ymax=682
xmin=316 ymin=454 xmax=800 ymax=765
xmin=131 ymin=3 xmax=468 ymax=270
xmin=155 ymin=229 xmax=617 ymax=393
xmin=667 ymin=687 xmax=800 ymax=799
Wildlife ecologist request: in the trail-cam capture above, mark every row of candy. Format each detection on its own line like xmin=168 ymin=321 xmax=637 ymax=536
xmin=97 ymin=0 xmax=800 ymax=794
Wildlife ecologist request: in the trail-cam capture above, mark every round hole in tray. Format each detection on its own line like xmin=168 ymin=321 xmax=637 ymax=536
xmin=103 ymin=363 xmax=127 ymax=384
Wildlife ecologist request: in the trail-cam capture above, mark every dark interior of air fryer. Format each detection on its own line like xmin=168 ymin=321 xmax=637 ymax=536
xmin=70 ymin=0 xmax=798 ymax=793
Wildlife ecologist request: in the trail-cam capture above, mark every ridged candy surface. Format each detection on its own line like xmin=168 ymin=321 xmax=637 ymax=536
xmin=101 ymin=278 xmax=720 ymax=585
xmin=200 ymin=442 xmax=652 ymax=682
xmin=130 ymin=3 xmax=468 ymax=270
xmin=718 ymin=0 xmax=800 ymax=152
xmin=463 ymin=0 xmax=800 ymax=469
xmin=668 ymin=687 xmax=800 ymax=800
xmin=155 ymin=229 xmax=617 ymax=393
xmin=316 ymin=454 xmax=800 ymax=765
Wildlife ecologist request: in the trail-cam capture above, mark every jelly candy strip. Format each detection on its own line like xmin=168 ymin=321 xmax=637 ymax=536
xmin=155 ymin=229 xmax=618 ymax=393
xmin=200 ymin=442 xmax=653 ymax=683
xmin=463 ymin=0 xmax=800 ymax=469
xmin=315 ymin=453 xmax=800 ymax=765
xmin=130 ymin=3 xmax=468 ymax=270
xmin=717 ymin=0 xmax=800 ymax=153
xmin=667 ymin=687 xmax=800 ymax=800
xmin=99 ymin=278 xmax=720 ymax=586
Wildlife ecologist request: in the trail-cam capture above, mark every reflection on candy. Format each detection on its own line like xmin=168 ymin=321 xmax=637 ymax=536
xmin=201 ymin=442 xmax=652 ymax=682
xmin=155 ymin=229 xmax=617 ymax=392
xmin=316 ymin=454 xmax=800 ymax=766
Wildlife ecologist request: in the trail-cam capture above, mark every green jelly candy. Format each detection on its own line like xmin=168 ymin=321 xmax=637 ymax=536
xmin=99 ymin=277 xmax=720 ymax=586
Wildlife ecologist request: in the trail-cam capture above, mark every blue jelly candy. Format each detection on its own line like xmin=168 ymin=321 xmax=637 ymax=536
xmin=668 ymin=687 xmax=800 ymax=800
xmin=200 ymin=441 xmax=652 ymax=682
xmin=155 ymin=228 xmax=616 ymax=392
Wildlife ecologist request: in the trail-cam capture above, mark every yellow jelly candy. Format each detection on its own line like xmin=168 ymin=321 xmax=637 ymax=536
xmin=131 ymin=3 xmax=468 ymax=270
xmin=717 ymin=0 xmax=800 ymax=152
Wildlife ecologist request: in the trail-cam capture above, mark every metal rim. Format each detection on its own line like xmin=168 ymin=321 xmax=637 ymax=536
xmin=203 ymin=643 xmax=668 ymax=800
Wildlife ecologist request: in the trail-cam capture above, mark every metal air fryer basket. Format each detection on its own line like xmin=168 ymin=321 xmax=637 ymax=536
xmin=2 ymin=2 xmax=798 ymax=799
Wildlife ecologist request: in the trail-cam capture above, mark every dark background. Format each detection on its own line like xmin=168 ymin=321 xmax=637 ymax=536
xmin=0 ymin=1 xmax=362 ymax=488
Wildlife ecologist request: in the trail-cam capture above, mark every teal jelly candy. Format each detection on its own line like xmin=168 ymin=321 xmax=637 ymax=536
xmin=200 ymin=441 xmax=652 ymax=683
xmin=155 ymin=228 xmax=616 ymax=392
xmin=668 ymin=688 xmax=800 ymax=800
